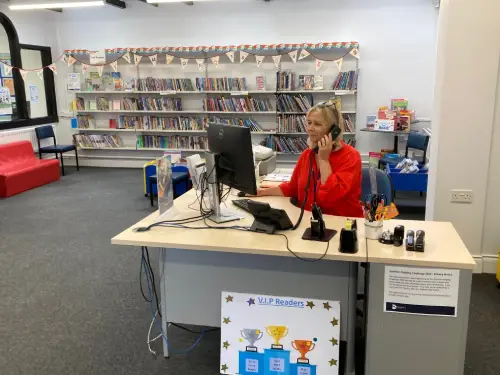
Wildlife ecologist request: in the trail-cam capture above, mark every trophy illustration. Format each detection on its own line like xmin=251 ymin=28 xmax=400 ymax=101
xmin=292 ymin=340 xmax=316 ymax=364
xmin=241 ymin=329 xmax=263 ymax=352
xmin=266 ymin=325 xmax=289 ymax=350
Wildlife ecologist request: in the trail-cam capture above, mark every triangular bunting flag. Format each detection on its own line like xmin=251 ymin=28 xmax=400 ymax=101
xmin=82 ymin=64 xmax=89 ymax=74
xmin=240 ymin=51 xmax=249 ymax=64
xmin=315 ymin=59 xmax=325 ymax=71
xmin=36 ymin=69 xmax=44 ymax=81
xmin=48 ymin=64 xmax=57 ymax=75
xmin=149 ymin=54 xmax=158 ymax=66
xmin=3 ymin=63 xmax=12 ymax=76
xmin=272 ymin=55 xmax=281 ymax=69
xmin=196 ymin=59 xmax=205 ymax=70
xmin=180 ymin=58 xmax=189 ymax=68
xmin=226 ymin=51 xmax=234 ymax=63
xmin=166 ymin=54 xmax=174 ymax=64
xmin=134 ymin=54 xmax=142 ymax=66
xmin=62 ymin=54 xmax=68 ymax=64
xmin=19 ymin=70 xmax=29 ymax=81
xmin=122 ymin=52 xmax=131 ymax=64
xmin=211 ymin=56 xmax=219 ymax=67
xmin=288 ymin=50 xmax=298 ymax=63
xmin=255 ymin=55 xmax=265 ymax=68
xmin=110 ymin=61 xmax=118 ymax=72
xmin=298 ymin=49 xmax=310 ymax=60
xmin=349 ymin=48 xmax=360 ymax=59
xmin=97 ymin=65 xmax=104 ymax=77
xmin=334 ymin=58 xmax=343 ymax=71
xmin=67 ymin=55 xmax=76 ymax=66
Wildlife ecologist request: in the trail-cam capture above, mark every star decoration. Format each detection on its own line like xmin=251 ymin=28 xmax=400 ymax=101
xmin=247 ymin=297 xmax=255 ymax=306
xmin=329 ymin=337 xmax=338 ymax=346
xmin=329 ymin=359 xmax=338 ymax=367
xmin=323 ymin=302 xmax=332 ymax=310
xmin=306 ymin=301 xmax=315 ymax=309
xmin=223 ymin=317 xmax=231 ymax=324
xmin=223 ymin=341 xmax=230 ymax=349
xmin=221 ymin=364 xmax=228 ymax=372
xmin=330 ymin=317 xmax=339 ymax=327
xmin=225 ymin=295 xmax=233 ymax=303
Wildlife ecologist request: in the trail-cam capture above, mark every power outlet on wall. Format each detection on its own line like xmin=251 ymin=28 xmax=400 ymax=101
xmin=450 ymin=190 xmax=473 ymax=203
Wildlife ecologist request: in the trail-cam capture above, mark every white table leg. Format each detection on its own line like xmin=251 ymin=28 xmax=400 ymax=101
xmin=160 ymin=247 xmax=169 ymax=358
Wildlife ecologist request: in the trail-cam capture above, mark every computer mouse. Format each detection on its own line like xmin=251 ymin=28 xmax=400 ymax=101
xmin=237 ymin=191 xmax=247 ymax=197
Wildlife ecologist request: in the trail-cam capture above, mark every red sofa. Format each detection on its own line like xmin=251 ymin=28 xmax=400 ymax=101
xmin=0 ymin=141 xmax=60 ymax=197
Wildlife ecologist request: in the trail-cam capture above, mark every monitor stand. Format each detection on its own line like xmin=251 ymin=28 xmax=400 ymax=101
xmin=206 ymin=152 xmax=240 ymax=224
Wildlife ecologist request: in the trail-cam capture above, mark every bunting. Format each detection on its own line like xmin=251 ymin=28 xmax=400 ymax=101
xmin=48 ymin=64 xmax=57 ymax=75
xmin=149 ymin=54 xmax=158 ymax=66
xmin=315 ymin=59 xmax=325 ymax=71
xmin=288 ymin=50 xmax=298 ymax=63
xmin=226 ymin=51 xmax=234 ymax=63
xmin=180 ymin=58 xmax=189 ymax=68
xmin=298 ymin=49 xmax=310 ymax=60
xmin=272 ymin=55 xmax=281 ymax=69
xmin=166 ymin=54 xmax=174 ymax=64
xmin=19 ymin=70 xmax=29 ymax=81
xmin=36 ymin=69 xmax=44 ymax=81
xmin=255 ymin=55 xmax=264 ymax=68
xmin=240 ymin=51 xmax=249 ymax=63
xmin=196 ymin=59 xmax=205 ymax=70
xmin=134 ymin=54 xmax=142 ymax=66
xmin=110 ymin=61 xmax=118 ymax=72
xmin=3 ymin=63 xmax=12 ymax=76
xmin=67 ymin=55 xmax=76 ymax=66
xmin=211 ymin=56 xmax=219 ymax=66
xmin=349 ymin=48 xmax=360 ymax=59
xmin=334 ymin=58 xmax=343 ymax=71
xmin=122 ymin=52 xmax=131 ymax=64
xmin=82 ymin=64 xmax=89 ymax=73
xmin=97 ymin=65 xmax=104 ymax=77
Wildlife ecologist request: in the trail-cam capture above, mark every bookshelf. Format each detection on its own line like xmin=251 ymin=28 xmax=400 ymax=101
xmin=68 ymin=46 xmax=359 ymax=159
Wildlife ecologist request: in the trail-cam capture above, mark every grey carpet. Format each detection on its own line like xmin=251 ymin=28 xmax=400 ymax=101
xmin=0 ymin=168 xmax=498 ymax=375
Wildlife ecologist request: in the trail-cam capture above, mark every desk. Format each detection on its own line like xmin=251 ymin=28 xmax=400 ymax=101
xmin=112 ymin=193 xmax=475 ymax=375
xmin=364 ymin=220 xmax=475 ymax=375
xmin=113 ymin=190 xmax=366 ymax=375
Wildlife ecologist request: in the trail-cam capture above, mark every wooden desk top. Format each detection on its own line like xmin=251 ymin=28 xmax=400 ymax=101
xmin=367 ymin=220 xmax=476 ymax=270
xmin=111 ymin=189 xmax=368 ymax=262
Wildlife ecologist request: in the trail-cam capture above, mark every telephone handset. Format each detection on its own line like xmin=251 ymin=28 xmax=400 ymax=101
xmin=313 ymin=124 xmax=342 ymax=154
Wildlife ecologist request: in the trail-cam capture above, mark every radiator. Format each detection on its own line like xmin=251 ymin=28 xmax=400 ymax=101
xmin=0 ymin=125 xmax=55 ymax=152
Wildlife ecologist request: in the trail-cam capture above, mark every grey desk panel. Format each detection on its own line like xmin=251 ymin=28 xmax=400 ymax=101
xmin=162 ymin=248 xmax=358 ymax=374
xmin=365 ymin=263 xmax=472 ymax=375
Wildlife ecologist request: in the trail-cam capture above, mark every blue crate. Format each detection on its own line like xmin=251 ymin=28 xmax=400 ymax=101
xmin=386 ymin=164 xmax=428 ymax=192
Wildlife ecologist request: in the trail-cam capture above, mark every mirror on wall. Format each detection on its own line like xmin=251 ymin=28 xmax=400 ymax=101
xmin=21 ymin=48 xmax=48 ymax=119
xmin=0 ymin=25 xmax=18 ymax=121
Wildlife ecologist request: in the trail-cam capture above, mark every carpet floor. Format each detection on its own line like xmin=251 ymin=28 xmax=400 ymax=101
xmin=0 ymin=167 xmax=498 ymax=375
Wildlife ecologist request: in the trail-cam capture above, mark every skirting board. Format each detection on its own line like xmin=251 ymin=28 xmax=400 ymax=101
xmin=474 ymin=255 xmax=499 ymax=274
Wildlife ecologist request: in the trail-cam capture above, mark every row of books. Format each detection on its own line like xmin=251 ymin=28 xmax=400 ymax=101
xmin=278 ymin=115 xmax=307 ymax=133
xmin=137 ymin=135 xmax=208 ymax=150
xmin=276 ymin=71 xmax=296 ymax=91
xmin=262 ymin=136 xmax=308 ymax=154
xmin=74 ymin=134 xmax=123 ymax=148
xmin=135 ymin=78 xmax=195 ymax=92
xmin=84 ymin=72 xmax=123 ymax=91
xmin=202 ymin=97 xmax=273 ymax=112
xmin=276 ymin=94 xmax=312 ymax=113
xmin=77 ymin=115 xmax=93 ymax=129
xmin=208 ymin=117 xmax=263 ymax=132
xmin=195 ymin=77 xmax=247 ymax=92
xmin=121 ymin=97 xmax=183 ymax=111
xmin=276 ymin=72 xmax=325 ymax=91
xmin=343 ymin=114 xmax=355 ymax=133
xmin=332 ymin=71 xmax=358 ymax=90
xmin=119 ymin=116 xmax=205 ymax=130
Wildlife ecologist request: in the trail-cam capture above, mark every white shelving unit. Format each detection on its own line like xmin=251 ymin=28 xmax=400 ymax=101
xmin=69 ymin=46 xmax=358 ymax=161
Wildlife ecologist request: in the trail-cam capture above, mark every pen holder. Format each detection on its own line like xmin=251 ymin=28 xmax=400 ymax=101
xmin=364 ymin=219 xmax=383 ymax=240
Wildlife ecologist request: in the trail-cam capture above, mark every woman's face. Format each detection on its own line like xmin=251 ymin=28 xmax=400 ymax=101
xmin=306 ymin=110 xmax=330 ymax=144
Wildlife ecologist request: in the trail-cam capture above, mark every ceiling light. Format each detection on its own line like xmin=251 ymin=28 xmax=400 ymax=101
xmin=10 ymin=1 xmax=105 ymax=10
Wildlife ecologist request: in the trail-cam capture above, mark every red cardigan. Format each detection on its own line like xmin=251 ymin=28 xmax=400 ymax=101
xmin=279 ymin=145 xmax=363 ymax=218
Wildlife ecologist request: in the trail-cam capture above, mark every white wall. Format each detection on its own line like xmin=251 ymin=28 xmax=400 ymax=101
xmin=426 ymin=0 xmax=500 ymax=269
xmin=52 ymin=0 xmax=438 ymax=154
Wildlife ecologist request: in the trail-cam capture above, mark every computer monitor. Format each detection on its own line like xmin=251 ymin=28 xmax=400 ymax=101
xmin=205 ymin=122 xmax=257 ymax=223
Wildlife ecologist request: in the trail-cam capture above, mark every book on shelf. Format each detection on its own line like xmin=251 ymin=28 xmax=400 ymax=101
xmin=102 ymin=72 xmax=113 ymax=91
xmin=120 ymin=116 xmax=205 ymax=131
xmin=96 ymin=97 xmax=110 ymax=111
xmin=75 ymin=134 xmax=123 ymax=148
xmin=329 ymin=96 xmax=342 ymax=112
xmin=202 ymin=97 xmax=272 ymax=112
xmin=90 ymin=72 xmax=102 ymax=91
xmin=195 ymin=77 xmax=247 ymax=91
xmin=208 ymin=116 xmax=264 ymax=132
xmin=75 ymin=97 xmax=85 ymax=111
xmin=278 ymin=115 xmax=307 ymax=133
xmin=299 ymin=75 xmax=314 ymax=90
xmin=122 ymin=98 xmax=138 ymax=111
xmin=277 ymin=71 xmax=295 ymax=91
xmin=261 ymin=135 xmax=308 ymax=154
xmin=314 ymin=75 xmax=323 ymax=90
xmin=109 ymin=119 xmax=117 ymax=129
xmin=89 ymin=100 xmax=97 ymax=111
xmin=112 ymin=72 xmax=123 ymax=91
xmin=137 ymin=135 xmax=208 ymax=150
xmin=256 ymin=76 xmax=266 ymax=91
xmin=112 ymin=100 xmax=121 ymax=111
xmin=77 ymin=114 xmax=93 ymax=129
xmin=276 ymin=94 xmax=312 ymax=113
xmin=135 ymin=77 xmax=195 ymax=92
xmin=342 ymin=114 xmax=355 ymax=133
xmin=332 ymin=71 xmax=358 ymax=90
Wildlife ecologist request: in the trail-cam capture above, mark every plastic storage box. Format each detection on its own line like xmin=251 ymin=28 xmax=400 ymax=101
xmin=386 ymin=164 xmax=428 ymax=192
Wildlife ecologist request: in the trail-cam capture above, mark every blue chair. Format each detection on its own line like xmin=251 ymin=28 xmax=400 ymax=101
xmin=35 ymin=125 xmax=79 ymax=176
xmin=361 ymin=167 xmax=393 ymax=202
xmin=380 ymin=132 xmax=430 ymax=167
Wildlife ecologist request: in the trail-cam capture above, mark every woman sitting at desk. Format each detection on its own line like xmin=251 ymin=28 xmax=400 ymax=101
xmin=256 ymin=102 xmax=363 ymax=218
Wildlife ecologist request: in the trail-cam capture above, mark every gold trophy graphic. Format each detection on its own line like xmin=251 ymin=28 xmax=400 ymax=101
xmin=241 ymin=329 xmax=263 ymax=352
xmin=292 ymin=340 xmax=316 ymax=364
xmin=266 ymin=325 xmax=289 ymax=350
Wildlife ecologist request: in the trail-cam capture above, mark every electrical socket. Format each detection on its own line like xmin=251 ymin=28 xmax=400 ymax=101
xmin=451 ymin=190 xmax=473 ymax=203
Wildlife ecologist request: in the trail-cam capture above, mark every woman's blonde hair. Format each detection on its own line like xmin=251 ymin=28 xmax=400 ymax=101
xmin=306 ymin=102 xmax=344 ymax=134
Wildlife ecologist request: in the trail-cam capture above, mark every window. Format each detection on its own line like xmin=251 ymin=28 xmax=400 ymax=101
xmin=0 ymin=13 xmax=58 ymax=130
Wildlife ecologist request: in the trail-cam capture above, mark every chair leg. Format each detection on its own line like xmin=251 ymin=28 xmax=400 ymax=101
xmin=39 ymin=151 xmax=42 ymax=159
xmin=150 ymin=179 xmax=154 ymax=207
xmin=74 ymin=148 xmax=80 ymax=171
xmin=60 ymin=153 xmax=65 ymax=176
xmin=55 ymin=153 xmax=59 ymax=160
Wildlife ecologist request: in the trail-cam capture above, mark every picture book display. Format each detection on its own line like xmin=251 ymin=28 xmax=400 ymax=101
xmin=220 ymin=291 xmax=340 ymax=375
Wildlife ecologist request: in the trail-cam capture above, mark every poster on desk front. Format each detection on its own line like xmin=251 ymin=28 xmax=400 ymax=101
xmin=220 ymin=292 xmax=340 ymax=375
xmin=156 ymin=156 xmax=173 ymax=219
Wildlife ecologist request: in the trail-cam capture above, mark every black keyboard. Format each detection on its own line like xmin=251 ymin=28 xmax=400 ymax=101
xmin=232 ymin=199 xmax=251 ymax=213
